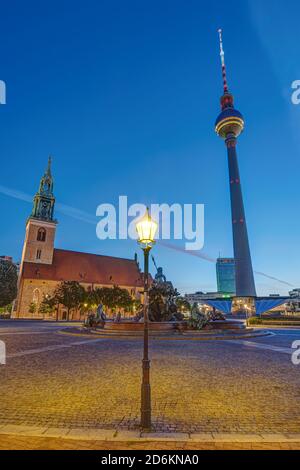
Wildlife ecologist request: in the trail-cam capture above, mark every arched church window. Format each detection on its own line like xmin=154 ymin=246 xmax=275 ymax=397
xmin=33 ymin=288 xmax=40 ymax=305
xmin=36 ymin=249 xmax=42 ymax=260
xmin=37 ymin=228 xmax=46 ymax=242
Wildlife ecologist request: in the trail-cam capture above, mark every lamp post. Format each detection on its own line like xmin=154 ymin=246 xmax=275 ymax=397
xmin=136 ymin=207 xmax=158 ymax=431
xmin=244 ymin=303 xmax=249 ymax=326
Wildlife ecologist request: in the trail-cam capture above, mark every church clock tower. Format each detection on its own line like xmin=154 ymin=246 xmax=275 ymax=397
xmin=21 ymin=157 xmax=57 ymax=265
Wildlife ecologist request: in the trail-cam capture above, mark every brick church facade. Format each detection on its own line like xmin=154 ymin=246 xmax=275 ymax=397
xmin=14 ymin=158 xmax=144 ymax=320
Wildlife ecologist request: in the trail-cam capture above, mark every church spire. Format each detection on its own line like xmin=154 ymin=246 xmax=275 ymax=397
xmin=30 ymin=158 xmax=56 ymax=222
xmin=46 ymin=155 xmax=52 ymax=176
xmin=38 ymin=156 xmax=54 ymax=196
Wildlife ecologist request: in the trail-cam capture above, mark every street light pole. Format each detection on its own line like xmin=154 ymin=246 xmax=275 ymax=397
xmin=141 ymin=245 xmax=151 ymax=430
xmin=136 ymin=207 xmax=158 ymax=432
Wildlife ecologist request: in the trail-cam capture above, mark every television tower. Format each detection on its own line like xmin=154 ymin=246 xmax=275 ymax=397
xmin=215 ymin=29 xmax=256 ymax=298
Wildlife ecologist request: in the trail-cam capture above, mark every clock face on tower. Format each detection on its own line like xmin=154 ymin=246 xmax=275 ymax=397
xmin=40 ymin=201 xmax=51 ymax=219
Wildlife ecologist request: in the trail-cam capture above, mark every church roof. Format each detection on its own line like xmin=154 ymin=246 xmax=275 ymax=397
xmin=22 ymin=249 xmax=144 ymax=287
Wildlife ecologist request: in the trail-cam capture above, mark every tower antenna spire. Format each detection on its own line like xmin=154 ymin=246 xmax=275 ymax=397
xmin=218 ymin=28 xmax=229 ymax=94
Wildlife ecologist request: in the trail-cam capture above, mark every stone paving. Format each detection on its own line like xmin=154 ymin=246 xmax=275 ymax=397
xmin=0 ymin=322 xmax=299 ymax=435
xmin=1 ymin=434 xmax=300 ymax=450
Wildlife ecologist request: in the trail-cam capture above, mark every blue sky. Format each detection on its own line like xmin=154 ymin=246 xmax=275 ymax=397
xmin=0 ymin=0 xmax=299 ymax=295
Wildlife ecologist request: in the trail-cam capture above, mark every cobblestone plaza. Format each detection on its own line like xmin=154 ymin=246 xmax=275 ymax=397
xmin=0 ymin=321 xmax=299 ymax=441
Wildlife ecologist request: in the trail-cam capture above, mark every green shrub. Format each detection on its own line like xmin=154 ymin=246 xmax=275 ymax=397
xmin=248 ymin=317 xmax=262 ymax=325
xmin=248 ymin=316 xmax=300 ymax=325
xmin=28 ymin=302 xmax=37 ymax=314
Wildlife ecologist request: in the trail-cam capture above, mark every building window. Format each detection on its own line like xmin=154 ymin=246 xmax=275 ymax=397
xmin=36 ymin=249 xmax=42 ymax=260
xmin=37 ymin=228 xmax=46 ymax=242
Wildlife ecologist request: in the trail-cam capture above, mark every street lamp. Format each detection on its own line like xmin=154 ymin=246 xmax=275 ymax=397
xmin=136 ymin=207 xmax=158 ymax=431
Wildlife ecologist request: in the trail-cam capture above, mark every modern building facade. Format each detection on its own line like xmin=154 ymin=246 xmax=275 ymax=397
xmin=14 ymin=159 xmax=144 ymax=320
xmin=289 ymin=289 xmax=300 ymax=298
xmin=216 ymin=258 xmax=236 ymax=295
xmin=215 ymin=29 xmax=256 ymax=299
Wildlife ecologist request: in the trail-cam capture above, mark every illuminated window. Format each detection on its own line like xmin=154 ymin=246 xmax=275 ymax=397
xmin=37 ymin=228 xmax=46 ymax=242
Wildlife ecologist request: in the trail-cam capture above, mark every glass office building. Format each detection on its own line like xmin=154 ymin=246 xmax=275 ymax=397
xmin=216 ymin=258 xmax=236 ymax=295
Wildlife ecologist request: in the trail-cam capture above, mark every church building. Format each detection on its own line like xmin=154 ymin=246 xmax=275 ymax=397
xmin=14 ymin=158 xmax=144 ymax=320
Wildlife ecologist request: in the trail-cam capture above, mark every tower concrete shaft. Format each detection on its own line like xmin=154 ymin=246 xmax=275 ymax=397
xmin=226 ymin=135 xmax=256 ymax=297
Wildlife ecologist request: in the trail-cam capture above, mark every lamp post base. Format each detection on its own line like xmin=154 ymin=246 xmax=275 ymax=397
xmin=141 ymin=358 xmax=151 ymax=431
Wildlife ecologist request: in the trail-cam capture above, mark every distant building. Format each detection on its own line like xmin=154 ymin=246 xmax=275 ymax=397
xmin=286 ymin=289 xmax=300 ymax=314
xmin=0 ymin=256 xmax=13 ymax=262
xmin=185 ymin=291 xmax=221 ymax=305
xmin=0 ymin=256 xmax=20 ymax=274
xmin=289 ymin=289 xmax=300 ymax=298
xmin=216 ymin=258 xmax=236 ymax=295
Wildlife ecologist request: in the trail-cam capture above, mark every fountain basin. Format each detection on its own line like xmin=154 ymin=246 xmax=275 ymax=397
xmin=104 ymin=321 xmax=184 ymax=331
xmin=103 ymin=319 xmax=244 ymax=332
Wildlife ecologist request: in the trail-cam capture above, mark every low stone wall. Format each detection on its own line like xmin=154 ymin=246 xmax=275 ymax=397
xmin=104 ymin=320 xmax=244 ymax=332
xmin=204 ymin=320 xmax=244 ymax=330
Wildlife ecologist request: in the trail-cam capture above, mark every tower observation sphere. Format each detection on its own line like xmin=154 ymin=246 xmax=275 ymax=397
xmin=215 ymin=104 xmax=244 ymax=139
